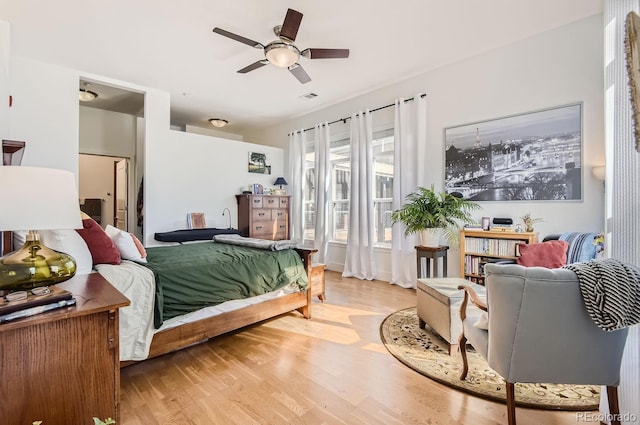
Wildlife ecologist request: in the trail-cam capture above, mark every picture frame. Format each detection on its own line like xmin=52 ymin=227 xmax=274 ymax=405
xmin=444 ymin=103 xmax=582 ymax=201
xmin=187 ymin=212 xmax=206 ymax=229
xmin=625 ymin=11 xmax=640 ymax=153
xmin=248 ymin=152 xmax=271 ymax=174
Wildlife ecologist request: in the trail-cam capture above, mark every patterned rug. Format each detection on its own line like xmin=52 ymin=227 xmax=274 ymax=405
xmin=380 ymin=307 xmax=600 ymax=411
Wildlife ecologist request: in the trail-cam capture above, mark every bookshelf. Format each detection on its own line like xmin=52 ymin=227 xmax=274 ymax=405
xmin=460 ymin=229 xmax=538 ymax=284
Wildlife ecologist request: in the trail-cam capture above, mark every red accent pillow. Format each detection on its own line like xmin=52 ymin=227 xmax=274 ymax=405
xmin=76 ymin=218 xmax=121 ymax=265
xmin=517 ymin=240 xmax=569 ymax=268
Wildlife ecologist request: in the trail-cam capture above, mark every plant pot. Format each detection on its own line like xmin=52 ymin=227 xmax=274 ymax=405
xmin=421 ymin=229 xmax=441 ymax=247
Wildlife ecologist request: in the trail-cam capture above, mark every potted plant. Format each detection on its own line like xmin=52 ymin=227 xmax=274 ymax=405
xmin=519 ymin=213 xmax=543 ymax=232
xmin=391 ymin=186 xmax=480 ymax=246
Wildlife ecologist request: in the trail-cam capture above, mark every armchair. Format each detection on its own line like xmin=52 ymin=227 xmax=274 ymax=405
xmin=458 ymin=264 xmax=629 ymax=425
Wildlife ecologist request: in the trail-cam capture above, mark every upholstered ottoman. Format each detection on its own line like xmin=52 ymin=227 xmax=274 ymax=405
xmin=417 ymin=277 xmax=486 ymax=355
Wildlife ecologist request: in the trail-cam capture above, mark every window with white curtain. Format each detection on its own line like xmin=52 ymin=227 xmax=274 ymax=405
xmin=303 ymin=129 xmax=394 ymax=246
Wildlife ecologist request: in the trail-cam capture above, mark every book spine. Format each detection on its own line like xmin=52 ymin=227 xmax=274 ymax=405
xmin=0 ymin=299 xmax=77 ymax=324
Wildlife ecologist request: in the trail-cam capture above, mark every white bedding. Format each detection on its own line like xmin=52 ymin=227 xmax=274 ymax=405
xmin=95 ymin=261 xmax=156 ymax=361
xmin=95 ymin=260 xmax=301 ymax=361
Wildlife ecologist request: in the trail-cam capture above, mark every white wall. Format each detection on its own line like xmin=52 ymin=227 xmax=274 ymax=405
xmin=8 ymin=56 xmax=79 ymax=174
xmin=246 ymin=15 xmax=605 ymax=280
xmin=185 ymin=124 xmax=244 ymax=141
xmin=79 ymin=106 xmax=136 ymax=157
xmin=144 ymin=128 xmax=284 ymax=246
xmin=0 ymin=20 xmax=9 ymax=142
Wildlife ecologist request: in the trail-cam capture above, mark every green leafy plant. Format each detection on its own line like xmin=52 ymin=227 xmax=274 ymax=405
xmin=520 ymin=213 xmax=543 ymax=232
xmin=391 ymin=186 xmax=480 ymax=245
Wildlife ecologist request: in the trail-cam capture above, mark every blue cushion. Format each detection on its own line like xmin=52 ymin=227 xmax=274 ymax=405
xmin=559 ymin=232 xmax=599 ymax=263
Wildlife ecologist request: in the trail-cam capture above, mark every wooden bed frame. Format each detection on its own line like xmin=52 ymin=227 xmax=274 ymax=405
xmin=119 ymin=247 xmax=317 ymax=367
xmin=1 ymin=232 xmax=316 ymax=367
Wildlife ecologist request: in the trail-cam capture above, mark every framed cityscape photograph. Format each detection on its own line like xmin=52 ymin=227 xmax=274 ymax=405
xmin=444 ymin=103 xmax=582 ymax=201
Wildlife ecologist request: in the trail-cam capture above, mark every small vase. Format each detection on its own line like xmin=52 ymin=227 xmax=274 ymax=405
xmin=525 ymin=226 xmax=534 ymax=232
xmin=421 ymin=229 xmax=441 ymax=247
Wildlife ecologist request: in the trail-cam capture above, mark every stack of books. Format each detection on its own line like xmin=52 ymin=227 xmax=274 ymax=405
xmin=0 ymin=286 xmax=76 ymax=324
xmin=489 ymin=225 xmax=515 ymax=232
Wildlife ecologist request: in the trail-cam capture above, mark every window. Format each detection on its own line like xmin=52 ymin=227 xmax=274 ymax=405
xmin=303 ymin=129 xmax=394 ymax=247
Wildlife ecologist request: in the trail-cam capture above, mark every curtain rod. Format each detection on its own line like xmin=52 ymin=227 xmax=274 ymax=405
xmin=290 ymin=93 xmax=427 ymax=135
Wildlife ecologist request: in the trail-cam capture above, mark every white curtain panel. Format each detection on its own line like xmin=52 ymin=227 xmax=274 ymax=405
xmin=391 ymin=94 xmax=427 ymax=288
xmin=313 ymin=123 xmax=331 ymax=263
xmin=343 ymin=110 xmax=376 ymax=280
xmin=287 ymin=130 xmax=306 ymax=243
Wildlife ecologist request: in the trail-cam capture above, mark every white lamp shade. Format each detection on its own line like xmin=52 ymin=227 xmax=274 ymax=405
xmin=0 ymin=166 xmax=83 ymax=231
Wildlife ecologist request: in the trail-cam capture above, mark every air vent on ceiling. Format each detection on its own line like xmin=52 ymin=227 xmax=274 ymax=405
xmin=299 ymin=92 xmax=318 ymax=100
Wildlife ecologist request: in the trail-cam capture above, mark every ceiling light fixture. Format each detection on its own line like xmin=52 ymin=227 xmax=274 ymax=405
xmin=79 ymin=88 xmax=98 ymax=102
xmin=264 ymin=42 xmax=299 ymax=68
xmin=209 ymin=118 xmax=228 ymax=128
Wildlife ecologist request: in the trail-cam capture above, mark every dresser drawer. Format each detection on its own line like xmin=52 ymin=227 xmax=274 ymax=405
xmin=272 ymin=209 xmax=288 ymax=221
xmin=275 ymin=222 xmax=288 ymax=235
xmin=251 ymin=221 xmax=275 ymax=236
xmin=251 ymin=196 xmax=263 ymax=208
xmin=263 ymin=196 xmax=279 ymax=208
xmin=279 ymin=197 xmax=289 ymax=208
xmin=252 ymin=209 xmax=270 ymax=221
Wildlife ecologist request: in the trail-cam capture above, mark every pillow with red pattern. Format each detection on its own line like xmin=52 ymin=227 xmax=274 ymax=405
xmin=516 ymin=240 xmax=569 ymax=268
xmin=76 ymin=217 xmax=121 ymax=265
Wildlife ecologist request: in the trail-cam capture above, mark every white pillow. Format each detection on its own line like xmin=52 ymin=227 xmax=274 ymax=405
xmin=13 ymin=229 xmax=94 ymax=275
xmin=105 ymin=225 xmax=147 ymax=263
xmin=473 ymin=312 xmax=489 ymax=330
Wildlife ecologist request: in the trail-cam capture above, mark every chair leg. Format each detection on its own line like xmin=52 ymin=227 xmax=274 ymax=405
xmin=506 ymin=381 xmax=517 ymax=425
xmin=459 ymin=333 xmax=469 ymax=380
xmin=607 ymin=386 xmax=621 ymax=425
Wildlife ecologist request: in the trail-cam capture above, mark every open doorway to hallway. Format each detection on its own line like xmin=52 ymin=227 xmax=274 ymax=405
xmin=79 ymin=154 xmax=128 ymax=230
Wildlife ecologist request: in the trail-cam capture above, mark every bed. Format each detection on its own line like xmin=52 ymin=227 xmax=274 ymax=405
xmin=6 ymin=228 xmax=316 ymax=365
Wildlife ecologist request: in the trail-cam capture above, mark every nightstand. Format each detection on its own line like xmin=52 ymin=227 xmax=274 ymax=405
xmin=0 ymin=273 xmax=130 ymax=425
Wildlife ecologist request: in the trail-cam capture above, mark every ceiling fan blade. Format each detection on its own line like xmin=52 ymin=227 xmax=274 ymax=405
xmin=213 ymin=27 xmax=264 ymax=49
xmin=238 ymin=60 xmax=268 ymax=74
xmin=288 ymin=63 xmax=311 ymax=84
xmin=279 ymin=9 xmax=303 ymax=42
xmin=302 ymin=48 xmax=350 ymax=59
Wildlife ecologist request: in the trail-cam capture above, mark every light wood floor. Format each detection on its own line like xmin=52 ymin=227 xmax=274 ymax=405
xmin=120 ymin=271 xmax=593 ymax=425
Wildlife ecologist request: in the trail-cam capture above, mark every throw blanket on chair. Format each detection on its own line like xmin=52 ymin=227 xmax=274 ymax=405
xmin=564 ymin=259 xmax=640 ymax=331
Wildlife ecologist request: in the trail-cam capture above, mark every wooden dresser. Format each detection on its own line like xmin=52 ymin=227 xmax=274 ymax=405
xmin=0 ymin=273 xmax=130 ymax=425
xmin=236 ymin=194 xmax=290 ymax=240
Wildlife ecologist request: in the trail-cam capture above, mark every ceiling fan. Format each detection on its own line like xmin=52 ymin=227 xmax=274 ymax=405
xmin=212 ymin=8 xmax=349 ymax=84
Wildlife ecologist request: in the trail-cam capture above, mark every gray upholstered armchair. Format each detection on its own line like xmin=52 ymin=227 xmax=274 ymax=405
xmin=458 ymin=264 xmax=629 ymax=425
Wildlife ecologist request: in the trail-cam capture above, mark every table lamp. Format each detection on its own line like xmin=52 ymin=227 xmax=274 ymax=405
xmin=274 ymin=177 xmax=288 ymax=189
xmin=0 ymin=166 xmax=82 ymax=291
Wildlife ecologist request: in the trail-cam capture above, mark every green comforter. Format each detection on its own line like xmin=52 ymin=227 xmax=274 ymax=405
xmin=143 ymin=242 xmax=308 ymax=328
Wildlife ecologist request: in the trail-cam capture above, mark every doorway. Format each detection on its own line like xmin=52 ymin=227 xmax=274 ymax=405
xmin=77 ymin=78 xmax=145 ymax=236
xmin=79 ymin=154 xmax=128 ymax=229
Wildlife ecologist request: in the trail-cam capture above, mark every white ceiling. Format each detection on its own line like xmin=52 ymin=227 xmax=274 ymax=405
xmin=2 ymin=0 xmax=603 ymax=134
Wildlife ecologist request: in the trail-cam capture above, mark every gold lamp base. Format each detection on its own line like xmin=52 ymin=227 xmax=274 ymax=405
xmin=0 ymin=232 xmax=77 ymax=291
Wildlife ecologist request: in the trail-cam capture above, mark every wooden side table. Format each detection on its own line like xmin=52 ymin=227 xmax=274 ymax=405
xmin=415 ymin=245 xmax=449 ymax=278
xmin=0 ymin=273 xmax=130 ymax=425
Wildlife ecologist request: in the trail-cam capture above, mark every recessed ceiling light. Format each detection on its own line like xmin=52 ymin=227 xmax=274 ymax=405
xmin=209 ymin=118 xmax=228 ymax=128
xmin=79 ymin=88 xmax=98 ymax=102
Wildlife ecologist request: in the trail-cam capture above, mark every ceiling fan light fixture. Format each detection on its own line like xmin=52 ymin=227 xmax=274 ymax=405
xmin=78 ymin=89 xmax=98 ymax=102
xmin=209 ymin=118 xmax=228 ymax=128
xmin=265 ymin=42 xmax=299 ymax=68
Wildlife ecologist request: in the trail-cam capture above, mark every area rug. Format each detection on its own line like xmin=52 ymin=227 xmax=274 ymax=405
xmin=380 ymin=307 xmax=599 ymax=411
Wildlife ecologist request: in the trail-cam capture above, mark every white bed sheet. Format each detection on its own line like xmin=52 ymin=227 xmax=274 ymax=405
xmin=95 ymin=261 xmax=300 ymax=361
